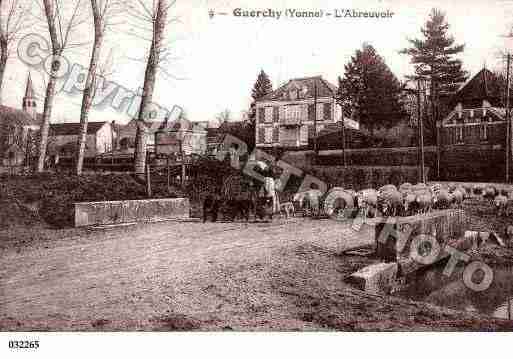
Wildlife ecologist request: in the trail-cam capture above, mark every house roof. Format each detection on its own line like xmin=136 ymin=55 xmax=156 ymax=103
xmin=118 ymin=119 xmax=166 ymax=134
xmin=49 ymin=121 xmax=108 ymax=136
xmin=0 ymin=105 xmax=41 ymax=127
xmin=260 ymin=76 xmax=337 ymax=101
xmin=206 ymin=121 xmax=251 ymax=145
xmin=452 ymin=68 xmax=504 ymax=105
xmin=167 ymin=118 xmax=194 ymax=131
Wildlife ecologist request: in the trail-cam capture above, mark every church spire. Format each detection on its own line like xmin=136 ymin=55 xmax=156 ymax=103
xmin=24 ymin=72 xmax=35 ymax=99
xmin=22 ymin=72 xmax=37 ymax=118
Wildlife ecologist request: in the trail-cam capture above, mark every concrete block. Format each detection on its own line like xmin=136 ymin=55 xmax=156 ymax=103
xmin=349 ymin=262 xmax=398 ymax=294
xmin=75 ymin=198 xmax=190 ymax=227
xmin=490 ymin=231 xmax=506 ymax=247
xmin=375 ymin=209 xmax=466 ymax=262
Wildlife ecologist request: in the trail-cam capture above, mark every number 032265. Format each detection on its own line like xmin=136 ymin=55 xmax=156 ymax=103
xmin=8 ymin=340 xmax=39 ymax=349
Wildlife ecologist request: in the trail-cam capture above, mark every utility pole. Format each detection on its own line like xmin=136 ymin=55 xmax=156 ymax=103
xmin=508 ymin=297 xmax=511 ymax=321
xmin=313 ymin=82 xmax=318 ymax=157
xmin=180 ymin=137 xmax=186 ymax=190
xmin=432 ymin=81 xmax=441 ymax=180
xmin=334 ymin=96 xmax=347 ymax=167
xmin=500 ymin=31 xmax=513 ymax=182
xmin=418 ymin=79 xmax=426 ymax=183
xmin=341 ymin=112 xmax=346 ymax=167
xmin=506 ymin=53 xmax=511 ymax=183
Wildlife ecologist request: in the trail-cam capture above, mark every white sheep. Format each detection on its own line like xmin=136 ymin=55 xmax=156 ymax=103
xmin=494 ymin=194 xmax=509 ymax=216
xmin=416 ymin=192 xmax=433 ymax=215
xmin=356 ymin=189 xmax=379 ymax=219
xmin=378 ymin=189 xmax=403 ymax=217
xmin=451 ymin=189 xmax=464 ymax=208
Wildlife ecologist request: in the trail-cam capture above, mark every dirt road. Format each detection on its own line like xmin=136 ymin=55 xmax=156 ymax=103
xmin=2 ymin=218 xmax=512 ymax=331
xmin=0 ymin=218 xmax=372 ymax=330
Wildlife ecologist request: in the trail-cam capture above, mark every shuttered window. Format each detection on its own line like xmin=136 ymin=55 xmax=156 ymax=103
xmin=264 ymin=127 xmax=273 ymax=143
xmin=308 ymin=104 xmax=315 ymax=122
xmin=323 ymin=103 xmax=331 ymax=121
xmin=258 ymin=127 xmax=265 ymax=143
xmin=258 ymin=108 xmax=265 ymax=123
xmin=308 ymin=124 xmax=316 ymax=138
xmin=272 ymin=126 xmax=279 ymax=142
xmin=316 ymin=104 xmax=323 ymax=121
xmin=264 ymin=107 xmax=273 ymax=123
xmin=300 ymin=125 xmax=308 ymax=143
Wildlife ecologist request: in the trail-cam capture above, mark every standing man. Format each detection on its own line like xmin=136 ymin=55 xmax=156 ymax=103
xmin=263 ymin=172 xmax=278 ymax=215
xmin=274 ymin=176 xmax=282 ymax=214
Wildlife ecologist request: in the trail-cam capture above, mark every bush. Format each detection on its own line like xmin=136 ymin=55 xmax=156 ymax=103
xmin=1 ymin=173 xmax=183 ymax=228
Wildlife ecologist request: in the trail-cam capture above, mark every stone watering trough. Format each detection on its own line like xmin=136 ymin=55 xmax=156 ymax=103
xmin=74 ymin=198 xmax=190 ymax=227
xmin=349 ymin=209 xmax=475 ymax=294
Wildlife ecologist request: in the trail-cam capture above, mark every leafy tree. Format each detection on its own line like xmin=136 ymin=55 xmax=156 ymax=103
xmin=337 ymin=43 xmax=406 ymax=135
xmin=401 ymin=8 xmax=467 ymax=142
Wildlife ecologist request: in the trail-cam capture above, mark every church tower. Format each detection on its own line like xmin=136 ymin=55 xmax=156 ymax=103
xmin=22 ymin=72 xmax=37 ymax=119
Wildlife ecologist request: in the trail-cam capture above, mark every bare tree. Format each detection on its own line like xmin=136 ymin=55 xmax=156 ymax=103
xmin=215 ymin=109 xmax=232 ymax=123
xmin=76 ymin=0 xmax=122 ymax=175
xmin=127 ymin=0 xmax=175 ymax=178
xmin=0 ymin=0 xmax=30 ymax=103
xmin=35 ymin=0 xmax=87 ymax=172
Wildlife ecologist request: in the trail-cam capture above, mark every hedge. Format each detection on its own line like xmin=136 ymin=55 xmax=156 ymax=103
xmin=301 ymin=165 xmax=426 ymax=191
xmin=281 ymin=144 xmax=508 ymax=182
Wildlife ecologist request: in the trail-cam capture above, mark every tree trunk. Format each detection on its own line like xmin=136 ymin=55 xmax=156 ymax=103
xmin=76 ymin=0 xmax=104 ymax=175
xmin=37 ymin=0 xmax=62 ymax=173
xmin=133 ymin=0 xmax=169 ymax=179
xmin=0 ymin=40 xmax=8 ymax=105
xmin=37 ymin=72 xmax=58 ymax=172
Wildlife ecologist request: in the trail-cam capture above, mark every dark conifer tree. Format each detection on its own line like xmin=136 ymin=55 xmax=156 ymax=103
xmin=248 ymin=70 xmax=273 ymax=124
xmin=251 ymin=70 xmax=273 ymax=101
xmin=337 ymin=43 xmax=406 ymax=135
xmin=401 ymin=8 xmax=467 ymax=142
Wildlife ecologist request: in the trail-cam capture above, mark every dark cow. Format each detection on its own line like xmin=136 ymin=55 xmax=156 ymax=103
xmin=203 ymin=194 xmax=220 ymax=222
xmin=255 ymin=196 xmax=273 ymax=221
xmin=224 ymin=197 xmax=251 ymax=222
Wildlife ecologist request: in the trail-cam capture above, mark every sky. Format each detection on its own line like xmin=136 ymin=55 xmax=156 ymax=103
xmin=5 ymin=0 xmax=513 ymax=124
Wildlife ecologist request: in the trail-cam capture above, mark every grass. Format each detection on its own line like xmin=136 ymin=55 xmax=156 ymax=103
xmin=0 ymin=173 xmax=183 ymax=229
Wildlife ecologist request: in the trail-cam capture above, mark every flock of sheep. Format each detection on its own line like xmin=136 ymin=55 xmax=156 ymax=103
xmin=293 ymin=182 xmax=513 ymax=219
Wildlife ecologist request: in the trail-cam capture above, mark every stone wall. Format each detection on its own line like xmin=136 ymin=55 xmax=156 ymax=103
xmin=75 ymin=198 xmax=190 ymax=227
xmin=375 ymin=209 xmax=467 ymax=265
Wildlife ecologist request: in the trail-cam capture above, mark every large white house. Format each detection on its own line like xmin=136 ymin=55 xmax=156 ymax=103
xmin=254 ymin=76 xmax=341 ymax=149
